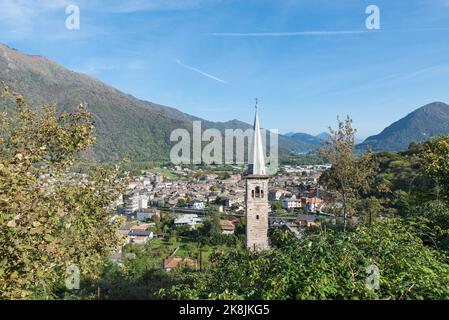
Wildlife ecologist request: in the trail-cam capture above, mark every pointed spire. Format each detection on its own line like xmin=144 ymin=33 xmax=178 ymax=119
xmin=248 ymin=99 xmax=266 ymax=175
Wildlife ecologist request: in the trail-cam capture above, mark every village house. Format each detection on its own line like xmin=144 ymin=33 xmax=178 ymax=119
xmin=219 ymin=219 xmax=236 ymax=235
xmin=136 ymin=208 xmax=160 ymax=221
xmin=229 ymin=174 xmax=242 ymax=182
xmin=302 ymin=197 xmax=324 ymax=213
xmin=225 ymin=195 xmax=244 ymax=208
xmin=268 ymin=188 xmax=291 ymax=201
xmin=150 ymin=173 xmax=164 ymax=184
xmin=296 ymin=214 xmax=321 ymax=228
xmin=128 ymin=230 xmax=153 ymax=244
xmin=205 ymin=174 xmax=219 ymax=181
xmin=163 ymin=257 xmax=197 ymax=272
xmin=281 ymin=195 xmax=302 ymax=209
xmin=117 ymin=222 xmax=154 ymax=244
xmin=123 ymin=190 xmax=150 ymax=215
xmin=128 ymin=179 xmax=141 ymax=190
xmin=165 ymin=198 xmax=177 ymax=207
xmin=118 ymin=221 xmax=138 ymax=237
xmin=174 ymin=214 xmax=203 ymax=229
xmin=296 ymin=214 xmax=335 ymax=228
xmin=187 ymin=200 xmax=205 ymax=210
xmin=206 ymin=194 xmax=218 ymax=203
xmin=140 ymin=176 xmax=152 ymax=187
xmin=301 ymin=188 xmax=320 ymax=198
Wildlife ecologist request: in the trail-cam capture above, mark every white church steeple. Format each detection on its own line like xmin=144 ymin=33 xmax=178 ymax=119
xmin=248 ymin=99 xmax=266 ymax=176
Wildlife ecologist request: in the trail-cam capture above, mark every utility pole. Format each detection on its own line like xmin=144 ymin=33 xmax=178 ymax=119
xmin=198 ymin=250 xmax=203 ymax=272
xmin=97 ymin=286 xmax=101 ymax=300
xmin=145 ymin=266 xmax=150 ymax=300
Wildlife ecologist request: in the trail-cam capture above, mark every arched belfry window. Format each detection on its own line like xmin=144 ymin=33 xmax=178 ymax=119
xmin=255 ymin=186 xmax=261 ymax=198
xmin=261 ymin=189 xmax=264 ymax=198
xmin=251 ymin=190 xmax=255 ymax=198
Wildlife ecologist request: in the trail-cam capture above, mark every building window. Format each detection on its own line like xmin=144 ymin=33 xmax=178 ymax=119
xmin=261 ymin=190 xmax=264 ymax=198
xmin=256 ymin=215 xmax=260 ymax=220
xmin=251 ymin=190 xmax=255 ymax=198
xmin=255 ymin=186 xmax=261 ymax=198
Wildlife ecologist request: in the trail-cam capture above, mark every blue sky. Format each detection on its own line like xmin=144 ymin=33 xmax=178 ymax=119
xmin=1 ymin=0 xmax=449 ymax=139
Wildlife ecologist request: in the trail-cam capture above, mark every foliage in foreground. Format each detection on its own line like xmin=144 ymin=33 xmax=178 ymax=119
xmin=0 ymin=87 xmax=127 ymax=299
xmin=158 ymin=219 xmax=449 ymax=300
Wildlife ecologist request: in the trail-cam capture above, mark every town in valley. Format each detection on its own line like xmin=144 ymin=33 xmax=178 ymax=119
xmin=115 ymin=160 xmax=333 ymax=271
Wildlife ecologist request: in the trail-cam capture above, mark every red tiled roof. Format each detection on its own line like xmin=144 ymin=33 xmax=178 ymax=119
xmin=219 ymin=220 xmax=235 ymax=231
xmin=130 ymin=224 xmax=149 ymax=231
xmin=164 ymin=257 xmax=196 ymax=269
xmin=303 ymin=197 xmax=323 ymax=204
xmin=164 ymin=257 xmax=183 ymax=269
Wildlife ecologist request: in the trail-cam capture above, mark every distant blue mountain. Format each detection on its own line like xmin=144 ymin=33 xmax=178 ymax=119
xmin=315 ymin=132 xmax=330 ymax=141
xmin=283 ymin=132 xmax=328 ymax=152
xmin=286 ymin=131 xmax=364 ymax=151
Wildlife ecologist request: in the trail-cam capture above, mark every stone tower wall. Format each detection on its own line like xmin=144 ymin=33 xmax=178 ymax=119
xmin=245 ymin=176 xmax=269 ymax=251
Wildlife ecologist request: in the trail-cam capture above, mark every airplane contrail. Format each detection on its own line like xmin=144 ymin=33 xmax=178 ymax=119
xmin=175 ymin=58 xmax=228 ymax=84
xmin=210 ymin=30 xmax=369 ymax=37
xmin=210 ymin=28 xmax=449 ymax=37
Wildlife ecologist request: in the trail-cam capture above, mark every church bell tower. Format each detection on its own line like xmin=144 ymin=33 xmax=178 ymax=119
xmin=245 ymin=100 xmax=270 ymax=251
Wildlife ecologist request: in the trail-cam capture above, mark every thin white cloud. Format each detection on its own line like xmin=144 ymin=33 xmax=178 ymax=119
xmin=83 ymin=0 xmax=218 ymax=13
xmin=211 ymin=28 xmax=449 ymax=37
xmin=0 ymin=0 xmax=72 ymax=39
xmin=389 ymin=27 xmax=449 ymax=33
xmin=210 ymin=30 xmax=369 ymax=37
xmin=0 ymin=0 xmax=70 ymax=20
xmin=0 ymin=0 xmax=218 ymax=41
xmin=0 ymin=0 xmax=213 ymax=15
xmin=110 ymin=0 xmax=203 ymax=13
xmin=175 ymin=58 xmax=228 ymax=84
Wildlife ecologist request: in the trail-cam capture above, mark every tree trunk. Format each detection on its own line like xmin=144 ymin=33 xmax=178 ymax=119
xmin=342 ymin=192 xmax=347 ymax=232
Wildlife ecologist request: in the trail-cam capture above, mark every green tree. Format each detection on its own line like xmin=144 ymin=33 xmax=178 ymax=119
xmin=271 ymin=200 xmax=282 ymax=211
xmin=151 ymin=214 xmax=161 ymax=228
xmin=176 ymin=199 xmax=186 ymax=207
xmin=319 ymin=116 xmax=376 ymax=231
xmin=220 ymin=172 xmax=231 ymax=180
xmin=0 ymin=87 xmax=127 ymax=299
xmin=214 ymin=196 xmax=226 ymax=206
xmin=410 ymin=200 xmax=449 ymax=251
xmin=421 ymin=135 xmax=449 ymax=202
xmin=394 ymin=190 xmax=413 ymax=216
xmin=200 ymin=211 xmax=222 ymax=243
xmin=356 ymin=196 xmax=382 ymax=226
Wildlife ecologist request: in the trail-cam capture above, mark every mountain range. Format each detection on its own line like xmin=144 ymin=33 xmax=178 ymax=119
xmin=1 ymin=42 xmax=448 ymax=161
xmin=0 ymin=43 xmax=309 ymax=162
xmin=284 ymin=132 xmax=329 ymax=151
xmin=285 ymin=132 xmax=365 ymax=148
